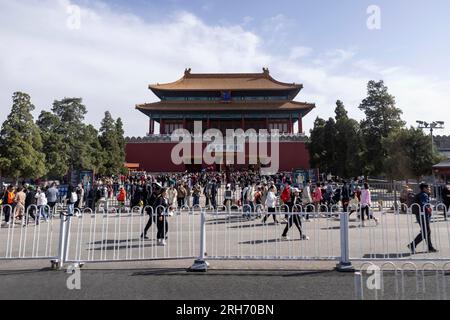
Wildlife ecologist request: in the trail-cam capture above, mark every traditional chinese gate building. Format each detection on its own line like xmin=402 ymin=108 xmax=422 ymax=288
xmin=126 ymin=68 xmax=315 ymax=172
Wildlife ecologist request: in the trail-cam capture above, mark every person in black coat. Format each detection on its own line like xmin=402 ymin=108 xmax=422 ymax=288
xmin=155 ymin=188 xmax=169 ymax=246
xmin=140 ymin=183 xmax=161 ymax=240
xmin=442 ymin=184 xmax=450 ymax=212
xmin=282 ymin=189 xmax=309 ymax=241
xmin=24 ymin=186 xmax=37 ymax=225
xmin=341 ymin=181 xmax=351 ymax=213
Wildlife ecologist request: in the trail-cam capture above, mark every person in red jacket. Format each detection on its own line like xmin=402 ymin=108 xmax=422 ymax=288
xmin=117 ymin=186 xmax=126 ymax=212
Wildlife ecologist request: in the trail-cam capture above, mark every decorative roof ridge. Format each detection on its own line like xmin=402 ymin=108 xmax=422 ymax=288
xmin=136 ymin=100 xmax=315 ymax=108
xmin=149 ymin=68 xmax=302 ymax=90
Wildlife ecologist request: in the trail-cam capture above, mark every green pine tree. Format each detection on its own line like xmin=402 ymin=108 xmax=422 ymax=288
xmin=99 ymin=112 xmax=125 ymax=176
xmin=359 ymin=80 xmax=405 ymax=176
xmin=51 ymin=98 xmax=90 ymax=171
xmin=37 ymin=111 xmax=69 ymax=179
xmin=383 ymin=127 xmax=445 ymax=181
xmin=0 ymin=92 xmax=47 ymax=180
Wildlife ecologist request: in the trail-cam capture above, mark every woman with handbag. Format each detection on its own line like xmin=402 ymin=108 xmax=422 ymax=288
xmin=360 ymin=183 xmax=378 ymax=227
xmin=262 ymin=185 xmax=279 ymax=224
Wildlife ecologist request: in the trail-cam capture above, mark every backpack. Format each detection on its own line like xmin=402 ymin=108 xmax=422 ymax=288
xmin=70 ymin=192 xmax=78 ymax=204
xmin=117 ymin=189 xmax=126 ymax=202
xmin=7 ymin=192 xmax=15 ymax=205
xmin=281 ymin=187 xmax=291 ymax=203
xmin=411 ymin=193 xmax=421 ymax=216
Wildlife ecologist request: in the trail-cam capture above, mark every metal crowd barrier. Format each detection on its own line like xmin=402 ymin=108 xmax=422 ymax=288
xmin=355 ymin=261 xmax=450 ymax=300
xmin=348 ymin=203 xmax=450 ymax=262
xmin=0 ymin=205 xmax=60 ymax=261
xmin=64 ymin=206 xmax=200 ymax=264
xmin=203 ymin=204 xmax=340 ymax=262
xmin=1 ymin=203 xmax=450 ymax=271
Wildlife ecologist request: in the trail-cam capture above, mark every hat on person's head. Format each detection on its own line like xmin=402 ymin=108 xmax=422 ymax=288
xmin=419 ymin=182 xmax=429 ymax=190
xmin=153 ymin=182 xmax=163 ymax=189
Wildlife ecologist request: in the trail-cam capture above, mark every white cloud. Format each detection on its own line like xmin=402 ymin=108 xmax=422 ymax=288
xmin=288 ymin=46 xmax=313 ymax=61
xmin=0 ymin=0 xmax=449 ymax=138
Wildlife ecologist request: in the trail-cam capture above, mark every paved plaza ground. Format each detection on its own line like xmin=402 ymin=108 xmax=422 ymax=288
xmin=0 ymin=267 xmax=447 ymax=300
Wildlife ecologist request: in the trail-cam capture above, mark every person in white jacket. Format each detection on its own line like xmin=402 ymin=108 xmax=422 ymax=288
xmin=360 ymin=183 xmax=378 ymax=227
xmin=167 ymin=185 xmax=178 ymax=208
xmin=35 ymin=188 xmax=48 ymax=221
xmin=301 ymin=181 xmax=313 ymax=221
xmin=262 ymin=186 xmax=279 ymax=224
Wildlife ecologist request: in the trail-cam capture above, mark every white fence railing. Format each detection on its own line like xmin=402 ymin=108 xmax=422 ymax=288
xmin=355 ymin=261 xmax=450 ymax=300
xmin=1 ymin=203 xmax=449 ymax=271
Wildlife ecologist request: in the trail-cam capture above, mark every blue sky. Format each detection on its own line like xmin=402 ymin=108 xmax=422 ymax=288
xmin=1 ymin=0 xmax=449 ymax=136
xmin=82 ymin=0 xmax=450 ymax=77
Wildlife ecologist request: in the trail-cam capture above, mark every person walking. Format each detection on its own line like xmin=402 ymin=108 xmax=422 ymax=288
xmin=1 ymin=185 xmax=15 ymax=227
xmin=442 ymin=184 xmax=450 ymax=213
xmin=66 ymin=185 xmax=77 ymax=216
xmin=24 ymin=186 xmax=38 ymax=225
xmin=241 ymin=182 xmax=252 ymax=219
xmin=185 ymin=183 xmax=192 ymax=208
xmin=192 ymin=183 xmax=201 ymax=207
xmin=35 ymin=187 xmax=48 ymax=222
xmin=14 ymin=187 xmax=26 ymax=224
xmin=301 ymin=180 xmax=312 ymax=221
xmin=360 ymin=183 xmax=378 ymax=227
xmin=176 ymin=183 xmax=187 ymax=208
xmin=282 ymin=189 xmax=309 ymax=241
xmin=312 ymin=182 xmax=323 ymax=212
xmin=155 ymin=188 xmax=169 ymax=246
xmin=262 ymin=185 xmax=279 ymax=224
xmin=75 ymin=184 xmax=84 ymax=210
xmin=46 ymin=183 xmax=59 ymax=217
xmin=117 ymin=186 xmax=127 ymax=212
xmin=141 ymin=183 xmax=161 ymax=240
xmin=210 ymin=179 xmax=218 ymax=210
xmin=167 ymin=184 xmax=178 ymax=209
xmin=341 ymin=181 xmax=351 ymax=213
xmin=408 ymin=183 xmax=438 ymax=254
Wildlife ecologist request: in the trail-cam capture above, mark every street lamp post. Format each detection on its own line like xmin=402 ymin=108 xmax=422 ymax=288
xmin=416 ymin=121 xmax=445 ymax=154
xmin=417 ymin=121 xmax=445 ymax=187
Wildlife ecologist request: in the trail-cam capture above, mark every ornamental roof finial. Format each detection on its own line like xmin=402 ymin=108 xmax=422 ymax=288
xmin=262 ymin=67 xmax=270 ymax=76
xmin=184 ymin=68 xmax=192 ymax=76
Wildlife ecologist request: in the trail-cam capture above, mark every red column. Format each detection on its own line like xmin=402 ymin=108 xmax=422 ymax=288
xmin=183 ymin=118 xmax=187 ymax=130
xmin=298 ymin=114 xmax=303 ymax=134
xmin=266 ymin=117 xmax=269 ymax=131
xmin=149 ymin=118 xmax=153 ymax=135
xmin=207 ymin=118 xmax=211 ymax=130
xmin=289 ymin=116 xmax=293 ymax=134
xmin=241 ymin=117 xmax=245 ymax=130
xmin=160 ymin=118 xmax=165 ymax=134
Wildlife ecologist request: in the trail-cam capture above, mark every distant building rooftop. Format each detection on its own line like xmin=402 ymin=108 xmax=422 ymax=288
xmin=149 ymin=68 xmax=302 ymax=92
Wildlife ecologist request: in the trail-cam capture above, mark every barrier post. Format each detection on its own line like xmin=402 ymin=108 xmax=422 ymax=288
xmin=393 ymin=180 xmax=398 ymax=211
xmin=189 ymin=209 xmax=208 ymax=272
xmin=336 ymin=212 xmax=354 ymax=272
xmin=354 ymin=272 xmax=364 ymax=300
xmin=52 ymin=214 xmax=70 ymax=270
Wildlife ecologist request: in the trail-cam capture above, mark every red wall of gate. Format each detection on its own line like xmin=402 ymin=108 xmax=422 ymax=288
xmin=125 ymin=142 xmax=310 ymax=172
